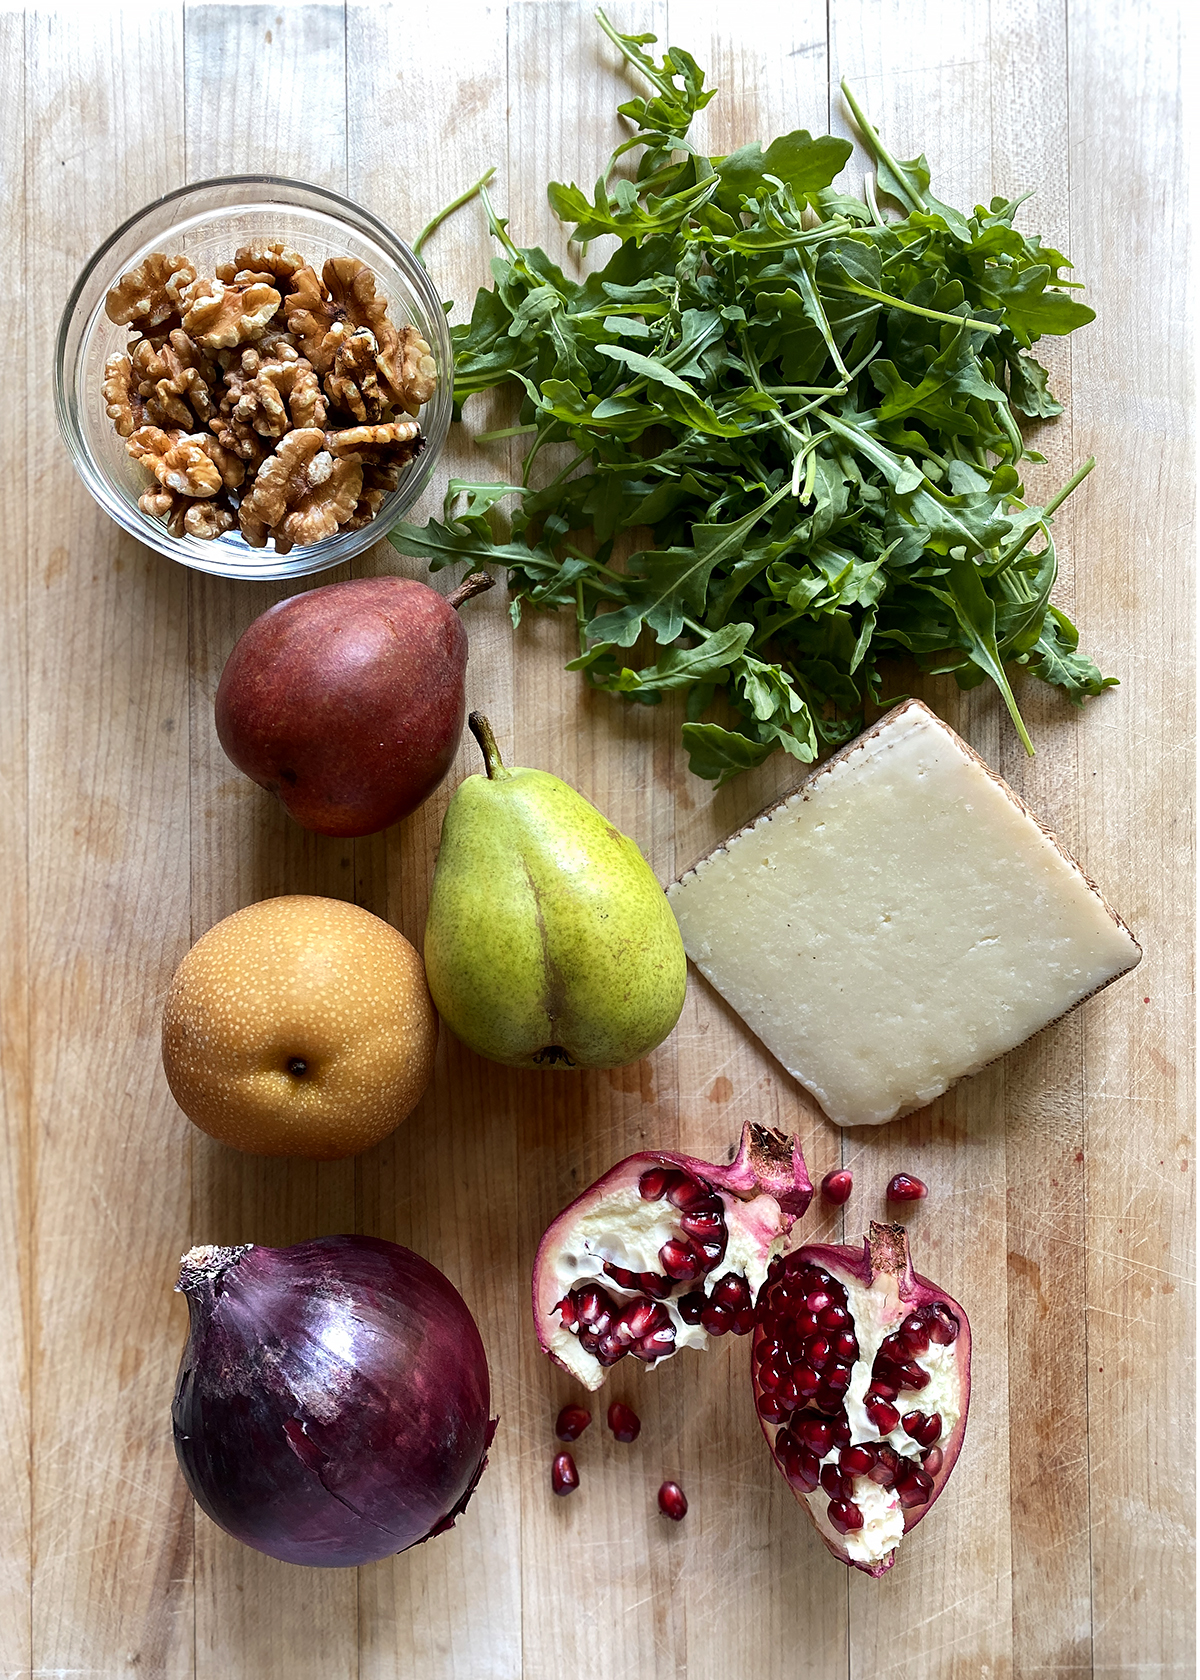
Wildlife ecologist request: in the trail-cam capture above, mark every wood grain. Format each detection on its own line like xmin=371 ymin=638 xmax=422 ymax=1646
xmin=5 ymin=2 xmax=1193 ymax=1676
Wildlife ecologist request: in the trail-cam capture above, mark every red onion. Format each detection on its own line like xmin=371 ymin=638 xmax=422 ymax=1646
xmin=172 ymin=1236 xmax=495 ymax=1567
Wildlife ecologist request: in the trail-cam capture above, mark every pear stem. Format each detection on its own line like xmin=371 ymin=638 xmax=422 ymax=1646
xmin=447 ymin=571 xmax=495 ymax=611
xmin=468 ymin=712 xmax=509 ymax=779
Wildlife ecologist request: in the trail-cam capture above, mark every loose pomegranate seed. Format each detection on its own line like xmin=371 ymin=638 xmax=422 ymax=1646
xmin=865 ymin=1396 xmax=900 ymax=1435
xmin=677 ymin=1291 xmax=706 ymax=1324
xmin=886 ymin=1173 xmax=928 ymax=1201
xmin=552 ymin=1452 xmax=579 ymax=1496
xmin=658 ymin=1480 xmax=688 ymax=1520
xmin=826 ymin=1498 xmax=864 ymax=1534
xmin=922 ymin=1446 xmax=944 ymax=1475
xmin=638 ymin=1166 xmax=674 ymax=1201
xmin=839 ymin=1443 xmax=875 ymax=1476
xmin=821 ymin=1168 xmax=854 ymax=1205
xmin=607 ymin=1401 xmax=641 ymax=1443
xmin=555 ymin=1404 xmax=591 ymax=1441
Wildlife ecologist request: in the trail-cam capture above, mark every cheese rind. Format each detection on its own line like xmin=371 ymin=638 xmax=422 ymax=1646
xmin=668 ymin=700 xmax=1140 ymax=1127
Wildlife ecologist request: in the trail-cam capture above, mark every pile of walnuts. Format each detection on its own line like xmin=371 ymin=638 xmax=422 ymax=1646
xmin=102 ymin=243 xmax=436 ymax=553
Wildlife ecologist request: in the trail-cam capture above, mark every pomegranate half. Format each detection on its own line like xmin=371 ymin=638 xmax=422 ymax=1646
xmin=533 ymin=1122 xmax=812 ymax=1391
xmin=753 ymin=1222 xmax=970 ymax=1576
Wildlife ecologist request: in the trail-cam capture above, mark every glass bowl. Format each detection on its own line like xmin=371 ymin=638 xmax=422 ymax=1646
xmin=55 ymin=176 xmax=452 ymax=581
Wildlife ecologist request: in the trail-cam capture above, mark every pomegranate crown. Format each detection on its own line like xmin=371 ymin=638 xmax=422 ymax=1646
xmin=718 ymin=1122 xmax=813 ymax=1218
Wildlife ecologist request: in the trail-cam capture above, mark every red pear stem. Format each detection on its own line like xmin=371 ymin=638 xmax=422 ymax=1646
xmin=447 ymin=572 xmax=495 ymax=611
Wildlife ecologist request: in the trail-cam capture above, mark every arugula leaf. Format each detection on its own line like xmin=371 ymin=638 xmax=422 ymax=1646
xmin=396 ymin=20 xmax=1110 ymax=782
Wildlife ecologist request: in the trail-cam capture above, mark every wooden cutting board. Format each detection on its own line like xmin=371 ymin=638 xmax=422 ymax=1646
xmin=0 ymin=3 xmax=1191 ymax=1675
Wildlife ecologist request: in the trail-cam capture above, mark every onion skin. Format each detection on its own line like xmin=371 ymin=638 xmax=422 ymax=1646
xmin=172 ymin=1236 xmax=495 ymax=1568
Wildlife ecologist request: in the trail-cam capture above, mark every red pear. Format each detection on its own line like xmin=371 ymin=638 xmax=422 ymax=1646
xmin=215 ymin=573 xmax=493 ymax=836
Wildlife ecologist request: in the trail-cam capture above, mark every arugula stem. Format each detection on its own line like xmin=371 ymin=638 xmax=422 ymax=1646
xmin=840 ymin=80 xmax=929 ymax=215
xmin=413 ymin=167 xmax=497 ymax=260
xmin=996 ymin=456 xmax=1096 ymax=566
xmin=474 ymin=424 xmax=539 ymax=443
xmin=829 ymin=281 xmax=1001 ymax=336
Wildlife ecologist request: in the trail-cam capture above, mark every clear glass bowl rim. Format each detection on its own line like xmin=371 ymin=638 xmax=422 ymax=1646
xmin=55 ymin=172 xmax=452 ymax=581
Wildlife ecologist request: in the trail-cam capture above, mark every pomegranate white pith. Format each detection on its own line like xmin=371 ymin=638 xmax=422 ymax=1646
xmin=753 ymin=1223 xmax=969 ymax=1576
xmin=533 ymin=1123 xmax=812 ymax=1393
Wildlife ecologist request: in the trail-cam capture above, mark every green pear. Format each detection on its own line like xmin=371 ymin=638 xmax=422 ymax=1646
xmin=424 ymin=715 xmax=687 ymax=1069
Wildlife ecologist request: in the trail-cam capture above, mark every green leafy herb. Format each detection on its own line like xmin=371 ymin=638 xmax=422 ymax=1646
xmin=391 ymin=11 xmax=1112 ymax=781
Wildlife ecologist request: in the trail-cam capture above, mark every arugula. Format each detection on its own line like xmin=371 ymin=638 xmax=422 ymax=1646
xmin=390 ymin=11 xmax=1110 ymax=781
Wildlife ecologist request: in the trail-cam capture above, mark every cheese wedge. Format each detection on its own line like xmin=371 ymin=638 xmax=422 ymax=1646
xmin=668 ymin=700 xmax=1140 ymax=1127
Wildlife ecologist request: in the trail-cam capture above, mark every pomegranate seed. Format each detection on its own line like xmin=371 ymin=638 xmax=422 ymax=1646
xmin=824 ymin=1363 xmax=853 ymax=1394
xmin=821 ymin=1168 xmax=854 ymax=1204
xmin=832 ymin=1330 xmax=858 ymax=1361
xmin=638 ymin=1271 xmax=674 ymax=1300
xmin=659 ymin=1239 xmax=703 ymax=1282
xmin=786 ymin=1445 xmax=822 ymax=1493
xmin=830 ymin=1411 xmax=852 ymax=1449
xmin=819 ymin=1304 xmax=850 ymax=1332
xmin=925 ymin=1303 xmax=960 ymax=1344
xmin=796 ymin=1310 xmax=820 ymax=1338
xmin=698 ymin=1238 xmax=726 ymax=1270
xmin=922 ymin=1446 xmax=944 ymax=1475
xmin=667 ymin=1174 xmax=716 ymax=1214
xmin=677 ymin=1291 xmax=706 ymax=1324
xmin=903 ymin=1411 xmax=942 ymax=1448
xmin=779 ymin=1376 xmax=804 ymax=1409
xmin=593 ymin=1331 xmax=625 ymax=1366
xmin=555 ymin=1404 xmax=591 ymax=1441
xmin=900 ymin=1313 xmax=931 ymax=1351
xmin=574 ymin=1285 xmax=610 ymax=1327
xmin=895 ymin=1465 xmax=934 ymax=1508
xmin=680 ymin=1208 xmax=724 ymax=1240
xmin=791 ymin=1365 xmax=821 ymax=1399
xmin=605 ymin=1263 xmax=641 ymax=1290
xmin=886 ymin=1173 xmax=928 ymax=1201
xmin=814 ymin=1381 xmax=845 ymax=1414
xmin=867 ymin=1375 xmax=899 ymax=1401
xmin=757 ymin=1392 xmax=789 ymax=1424
xmin=820 ymin=1463 xmax=849 ymax=1499
xmin=805 ymin=1290 xmax=832 ymax=1314
xmin=658 ymin=1481 xmax=688 ymax=1520
xmin=795 ymin=1416 xmax=833 ymax=1455
xmin=731 ymin=1308 xmax=756 ymax=1335
xmin=552 ymin=1452 xmax=579 ymax=1496
xmin=700 ymin=1302 xmax=733 ymax=1336
xmin=865 ymin=1397 xmax=900 ymax=1435
xmin=712 ymin=1273 xmax=752 ymax=1312
xmin=638 ymin=1166 xmax=675 ymax=1201
xmin=826 ymin=1498 xmax=864 ymax=1534
xmin=615 ymin=1298 xmax=664 ymax=1343
xmin=803 ymin=1335 xmax=831 ymax=1369
xmin=868 ymin=1444 xmax=902 ymax=1487
xmin=896 ymin=1361 xmax=931 ymax=1392
xmin=607 ymin=1401 xmax=641 ymax=1443
xmin=839 ymin=1443 xmax=876 ymax=1476
xmin=631 ymin=1326 xmax=675 ymax=1361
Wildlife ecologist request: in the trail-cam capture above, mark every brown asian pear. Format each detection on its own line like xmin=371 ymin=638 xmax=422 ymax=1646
xmin=162 ymin=896 xmax=437 ymax=1159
